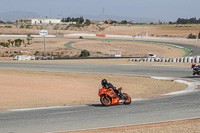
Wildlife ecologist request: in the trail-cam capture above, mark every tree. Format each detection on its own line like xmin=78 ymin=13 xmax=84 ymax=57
xmin=121 ymin=20 xmax=127 ymax=24
xmin=14 ymin=39 xmax=19 ymax=47
xmin=7 ymin=39 xmax=11 ymax=46
xmin=14 ymin=39 xmax=23 ymax=47
xmin=0 ymin=42 xmax=5 ymax=47
xmin=67 ymin=17 xmax=71 ymax=22
xmin=5 ymin=42 xmax=9 ymax=48
xmin=85 ymin=19 xmax=90 ymax=26
xmin=27 ymin=37 xmax=31 ymax=45
xmin=190 ymin=17 xmax=197 ymax=24
xmin=27 ymin=34 xmax=31 ymax=45
xmin=0 ymin=20 xmax=5 ymax=24
xmin=79 ymin=16 xmax=84 ymax=24
xmin=11 ymin=41 xmax=14 ymax=47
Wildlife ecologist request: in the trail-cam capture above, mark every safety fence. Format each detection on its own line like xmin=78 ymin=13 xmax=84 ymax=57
xmin=129 ymin=56 xmax=200 ymax=63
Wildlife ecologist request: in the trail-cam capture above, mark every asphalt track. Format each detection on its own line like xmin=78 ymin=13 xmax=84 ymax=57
xmin=0 ymin=39 xmax=200 ymax=133
xmin=0 ymin=62 xmax=200 ymax=133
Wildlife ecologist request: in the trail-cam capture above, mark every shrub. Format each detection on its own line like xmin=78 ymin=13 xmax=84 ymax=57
xmin=0 ymin=42 xmax=5 ymax=46
xmin=20 ymin=25 xmax=24 ymax=28
xmin=26 ymin=25 xmax=32 ymax=28
xmin=34 ymin=51 xmax=40 ymax=56
xmin=80 ymin=50 xmax=90 ymax=57
xmin=47 ymin=52 xmax=51 ymax=56
xmin=4 ymin=26 xmax=12 ymax=28
xmin=64 ymin=55 xmax=70 ymax=57
xmin=97 ymin=51 xmax=102 ymax=54
xmin=187 ymin=33 xmax=197 ymax=39
xmin=198 ymin=32 xmax=200 ymax=39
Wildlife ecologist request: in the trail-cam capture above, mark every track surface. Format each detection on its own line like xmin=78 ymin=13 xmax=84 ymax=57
xmin=0 ymin=62 xmax=200 ymax=133
xmin=1 ymin=39 xmax=200 ymax=133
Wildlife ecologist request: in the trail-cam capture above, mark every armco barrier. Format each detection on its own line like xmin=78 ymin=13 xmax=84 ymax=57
xmin=129 ymin=56 xmax=200 ymax=63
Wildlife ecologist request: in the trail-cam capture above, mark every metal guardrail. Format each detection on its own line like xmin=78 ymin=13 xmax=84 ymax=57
xmin=53 ymin=56 xmax=142 ymax=60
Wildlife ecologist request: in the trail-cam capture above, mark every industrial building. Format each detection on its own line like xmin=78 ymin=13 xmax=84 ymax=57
xmin=16 ymin=18 xmax=61 ymax=25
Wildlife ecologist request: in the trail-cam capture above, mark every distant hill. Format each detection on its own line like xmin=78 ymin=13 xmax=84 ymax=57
xmin=68 ymin=14 xmax=160 ymax=23
xmin=0 ymin=11 xmax=41 ymax=22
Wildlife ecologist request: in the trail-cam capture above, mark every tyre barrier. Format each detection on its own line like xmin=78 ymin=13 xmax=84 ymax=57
xmin=129 ymin=56 xmax=200 ymax=63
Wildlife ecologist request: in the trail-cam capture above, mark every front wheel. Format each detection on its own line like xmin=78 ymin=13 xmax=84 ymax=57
xmin=123 ymin=93 xmax=131 ymax=105
xmin=100 ymin=95 xmax=112 ymax=106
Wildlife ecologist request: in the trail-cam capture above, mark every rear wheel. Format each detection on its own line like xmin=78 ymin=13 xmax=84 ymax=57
xmin=100 ymin=95 xmax=112 ymax=106
xmin=123 ymin=93 xmax=131 ymax=105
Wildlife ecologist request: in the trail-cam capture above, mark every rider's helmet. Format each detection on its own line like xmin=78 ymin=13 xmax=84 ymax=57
xmin=101 ymin=79 xmax=108 ymax=86
xmin=192 ymin=63 xmax=196 ymax=66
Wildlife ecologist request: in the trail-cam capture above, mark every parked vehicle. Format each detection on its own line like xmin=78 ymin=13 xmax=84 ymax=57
xmin=13 ymin=55 xmax=35 ymax=60
xmin=98 ymin=86 xmax=131 ymax=106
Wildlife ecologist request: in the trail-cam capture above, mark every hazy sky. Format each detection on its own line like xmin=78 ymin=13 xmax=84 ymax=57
xmin=1 ymin=0 xmax=200 ymax=21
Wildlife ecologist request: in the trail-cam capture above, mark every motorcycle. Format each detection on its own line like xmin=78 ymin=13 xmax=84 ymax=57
xmin=192 ymin=66 xmax=200 ymax=75
xmin=98 ymin=87 xmax=131 ymax=106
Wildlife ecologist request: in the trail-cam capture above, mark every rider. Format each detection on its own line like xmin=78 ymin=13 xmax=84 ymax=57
xmin=101 ymin=79 xmax=121 ymax=98
xmin=191 ymin=63 xmax=196 ymax=69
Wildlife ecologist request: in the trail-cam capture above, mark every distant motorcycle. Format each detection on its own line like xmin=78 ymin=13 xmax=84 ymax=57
xmin=98 ymin=87 xmax=131 ymax=106
xmin=192 ymin=66 xmax=200 ymax=75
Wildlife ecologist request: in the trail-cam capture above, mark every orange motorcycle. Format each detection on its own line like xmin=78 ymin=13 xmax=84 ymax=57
xmin=98 ymin=87 xmax=131 ymax=106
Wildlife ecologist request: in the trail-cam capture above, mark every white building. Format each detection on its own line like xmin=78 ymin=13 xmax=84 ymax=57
xmin=16 ymin=18 xmax=61 ymax=25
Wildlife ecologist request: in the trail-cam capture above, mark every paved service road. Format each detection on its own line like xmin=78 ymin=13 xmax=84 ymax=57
xmin=137 ymin=40 xmax=200 ymax=56
xmin=0 ymin=62 xmax=200 ymax=133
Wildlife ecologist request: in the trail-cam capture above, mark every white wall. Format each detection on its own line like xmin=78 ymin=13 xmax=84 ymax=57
xmin=32 ymin=18 xmax=61 ymax=24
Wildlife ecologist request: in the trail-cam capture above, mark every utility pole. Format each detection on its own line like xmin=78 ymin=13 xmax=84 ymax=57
xmin=39 ymin=29 xmax=48 ymax=57
xmin=58 ymin=14 xmax=62 ymax=33
xmin=43 ymin=36 xmax=46 ymax=57
xmin=102 ymin=7 xmax=105 ymax=30
xmin=132 ymin=35 xmax=135 ymax=57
